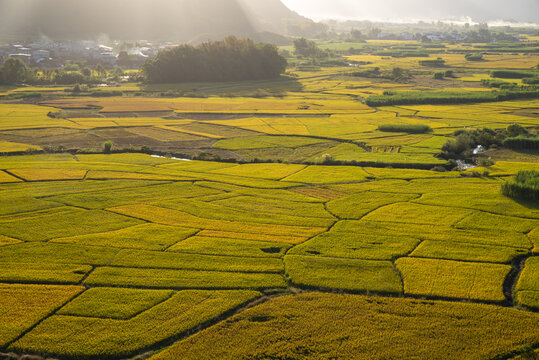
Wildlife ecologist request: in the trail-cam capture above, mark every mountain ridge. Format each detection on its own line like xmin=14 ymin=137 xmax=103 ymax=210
xmin=0 ymin=0 xmax=321 ymax=41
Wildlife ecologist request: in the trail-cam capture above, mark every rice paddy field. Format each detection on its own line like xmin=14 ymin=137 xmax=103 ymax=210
xmin=0 ymin=42 xmax=538 ymax=359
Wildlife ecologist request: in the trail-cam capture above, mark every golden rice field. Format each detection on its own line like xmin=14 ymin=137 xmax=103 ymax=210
xmin=0 ymin=153 xmax=536 ymax=359
xmin=0 ymin=46 xmax=537 ymax=359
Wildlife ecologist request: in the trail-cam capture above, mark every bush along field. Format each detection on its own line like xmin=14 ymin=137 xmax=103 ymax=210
xmin=0 ymin=43 xmax=538 ymax=360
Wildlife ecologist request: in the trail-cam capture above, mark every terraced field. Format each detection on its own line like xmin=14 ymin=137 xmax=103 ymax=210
xmin=0 ymin=44 xmax=538 ymax=359
xmin=0 ymin=152 xmax=536 ymax=359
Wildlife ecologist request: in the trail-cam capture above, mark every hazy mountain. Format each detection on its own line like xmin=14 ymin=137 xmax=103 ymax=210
xmin=283 ymin=0 xmax=539 ymax=24
xmin=0 ymin=0 xmax=320 ymax=41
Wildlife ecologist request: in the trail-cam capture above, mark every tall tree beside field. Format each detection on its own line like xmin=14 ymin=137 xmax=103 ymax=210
xmin=293 ymin=38 xmax=323 ymax=58
xmin=0 ymin=58 xmax=29 ymax=85
xmin=142 ymin=37 xmax=287 ymax=83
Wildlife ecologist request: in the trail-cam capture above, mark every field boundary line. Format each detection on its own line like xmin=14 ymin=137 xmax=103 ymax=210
xmin=2 ymin=285 xmax=86 ymax=350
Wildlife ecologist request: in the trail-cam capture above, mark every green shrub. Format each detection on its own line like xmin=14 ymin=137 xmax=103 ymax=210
xmin=503 ymin=135 xmax=539 ymax=150
xmin=522 ymin=77 xmax=539 ymax=85
xmin=465 ymin=53 xmax=484 ymax=61
xmin=378 ymin=124 xmax=431 ymax=134
xmin=366 ymin=89 xmax=539 ymax=107
xmin=433 ymin=72 xmax=445 ymax=80
xmin=481 ymin=79 xmax=511 ymax=88
xmin=491 ymin=70 xmax=538 ymax=79
xmin=419 ymin=58 xmax=445 ymax=67
xmin=501 ymin=170 xmax=539 ymax=201
xmin=103 ymin=141 xmax=113 ymax=154
xmin=506 ymin=123 xmax=529 ymax=137
xmin=90 ymin=90 xmax=123 ymax=97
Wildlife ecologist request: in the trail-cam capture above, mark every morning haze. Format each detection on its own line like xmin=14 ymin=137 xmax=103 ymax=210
xmin=0 ymin=1 xmax=537 ymax=360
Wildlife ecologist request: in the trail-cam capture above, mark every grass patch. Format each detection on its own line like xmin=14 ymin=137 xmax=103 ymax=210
xmin=378 ymin=124 xmax=432 ymax=134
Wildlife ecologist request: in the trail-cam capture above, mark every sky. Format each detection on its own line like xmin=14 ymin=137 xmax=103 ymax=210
xmin=281 ymin=0 xmax=539 ymax=24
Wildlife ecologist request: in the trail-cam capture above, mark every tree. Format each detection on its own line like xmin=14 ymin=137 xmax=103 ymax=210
xmin=433 ymin=72 xmax=445 ymax=80
xmin=293 ymin=38 xmax=322 ymax=58
xmin=368 ymin=28 xmax=381 ymax=39
xmin=350 ymin=29 xmax=364 ymax=42
xmin=0 ymin=58 xmax=28 ymax=85
xmin=81 ymin=67 xmax=92 ymax=77
xmin=142 ymin=37 xmax=286 ymax=84
xmin=103 ymin=141 xmax=113 ymax=154
xmin=95 ymin=64 xmax=106 ymax=77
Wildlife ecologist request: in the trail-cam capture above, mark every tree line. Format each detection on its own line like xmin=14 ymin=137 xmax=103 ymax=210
xmin=142 ymin=37 xmax=287 ymax=83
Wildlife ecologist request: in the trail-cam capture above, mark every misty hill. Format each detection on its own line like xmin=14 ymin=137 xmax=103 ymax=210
xmin=0 ymin=0 xmax=323 ymax=42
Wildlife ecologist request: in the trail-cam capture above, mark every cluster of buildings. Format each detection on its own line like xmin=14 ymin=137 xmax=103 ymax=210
xmin=0 ymin=40 xmax=161 ymax=68
xmin=375 ymin=29 xmax=520 ymax=42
